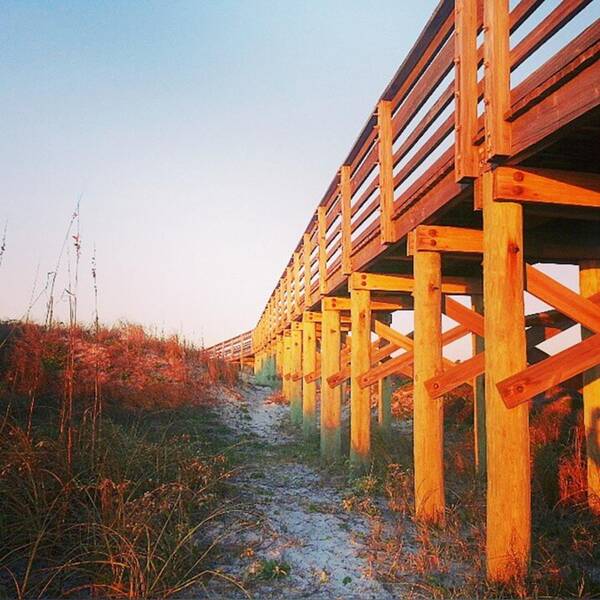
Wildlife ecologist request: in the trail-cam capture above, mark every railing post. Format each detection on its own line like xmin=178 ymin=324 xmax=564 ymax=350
xmin=482 ymin=169 xmax=530 ymax=581
xmin=293 ymin=251 xmax=301 ymax=316
xmin=483 ymin=0 xmax=511 ymax=160
xmin=303 ymin=232 xmax=313 ymax=308
xmin=454 ymin=0 xmax=479 ymax=180
xmin=341 ymin=166 xmax=352 ymax=274
xmin=377 ymin=100 xmax=395 ymax=243
xmin=317 ymin=207 xmax=327 ymax=295
xmin=285 ymin=266 xmax=293 ymax=325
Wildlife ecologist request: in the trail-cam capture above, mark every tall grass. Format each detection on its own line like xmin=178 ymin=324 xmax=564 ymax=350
xmin=0 ymin=321 xmax=243 ymax=598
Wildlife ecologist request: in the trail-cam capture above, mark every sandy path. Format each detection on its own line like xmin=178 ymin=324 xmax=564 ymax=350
xmin=210 ymin=382 xmax=395 ymax=599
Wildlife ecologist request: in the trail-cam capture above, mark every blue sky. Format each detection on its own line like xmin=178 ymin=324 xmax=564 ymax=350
xmin=0 ymin=1 xmax=596 ymax=348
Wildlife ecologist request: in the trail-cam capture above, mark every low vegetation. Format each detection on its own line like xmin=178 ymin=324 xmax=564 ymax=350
xmin=0 ymin=321 xmax=242 ymax=599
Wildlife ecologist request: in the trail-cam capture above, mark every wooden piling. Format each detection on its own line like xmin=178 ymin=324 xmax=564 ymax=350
xmin=413 ymin=250 xmax=445 ymax=524
xmin=302 ymin=319 xmax=318 ymax=439
xmin=580 ymin=260 xmax=600 ymax=514
xmin=482 ymin=170 xmax=530 ymax=581
xmin=350 ymin=288 xmax=371 ymax=471
xmin=290 ymin=323 xmax=303 ymax=426
xmin=377 ymin=377 xmax=392 ymax=435
xmin=472 ymin=295 xmax=486 ymax=475
xmin=282 ymin=332 xmax=292 ymax=401
xmin=321 ymin=307 xmax=342 ymax=459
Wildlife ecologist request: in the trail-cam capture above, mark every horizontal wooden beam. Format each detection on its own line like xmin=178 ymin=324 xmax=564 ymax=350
xmin=408 ymin=225 xmax=483 ymax=254
xmin=322 ymin=295 xmax=414 ymax=312
xmin=498 ymin=334 xmax=600 ymax=408
xmin=349 ymin=272 xmax=482 ymax=294
xmin=493 ymin=167 xmax=600 ymax=208
xmin=407 ymin=224 xmax=600 ymax=263
xmin=303 ymin=310 xmax=351 ymax=324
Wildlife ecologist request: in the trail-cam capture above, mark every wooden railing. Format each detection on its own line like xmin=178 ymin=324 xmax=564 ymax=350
xmin=206 ymin=330 xmax=253 ymax=362
xmin=249 ymin=0 xmax=599 ymax=356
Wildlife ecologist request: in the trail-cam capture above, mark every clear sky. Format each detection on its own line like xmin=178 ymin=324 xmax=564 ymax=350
xmin=0 ymin=1 xmax=596 ymax=348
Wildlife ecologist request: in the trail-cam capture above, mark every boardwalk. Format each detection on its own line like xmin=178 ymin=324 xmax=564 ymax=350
xmin=208 ymin=0 xmax=600 ymax=583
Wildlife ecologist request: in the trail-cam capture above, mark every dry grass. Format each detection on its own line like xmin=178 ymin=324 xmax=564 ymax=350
xmin=0 ymin=321 xmax=246 ymax=599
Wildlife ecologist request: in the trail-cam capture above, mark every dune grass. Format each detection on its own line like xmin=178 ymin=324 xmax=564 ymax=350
xmin=0 ymin=321 xmax=245 ymax=599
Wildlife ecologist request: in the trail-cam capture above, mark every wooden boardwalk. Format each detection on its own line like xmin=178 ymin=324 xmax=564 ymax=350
xmin=208 ymin=0 xmax=600 ymax=582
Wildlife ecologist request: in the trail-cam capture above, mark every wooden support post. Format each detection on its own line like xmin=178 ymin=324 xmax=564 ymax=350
xmin=290 ymin=324 xmax=303 ymax=426
xmin=282 ymin=332 xmax=292 ymax=400
xmin=377 ymin=377 xmax=392 ymax=435
xmin=350 ymin=287 xmax=372 ymax=472
xmin=302 ymin=319 xmax=318 ymax=440
xmin=375 ymin=313 xmax=393 ymax=435
xmin=472 ymin=295 xmax=486 ymax=475
xmin=413 ymin=250 xmax=445 ymax=525
xmin=276 ymin=334 xmax=283 ymax=378
xmin=321 ymin=307 xmax=342 ymax=459
xmin=580 ymin=260 xmax=600 ymax=514
xmin=482 ymin=170 xmax=530 ymax=581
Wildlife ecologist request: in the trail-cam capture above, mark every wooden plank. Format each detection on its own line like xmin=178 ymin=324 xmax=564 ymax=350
xmin=341 ymin=166 xmax=352 ymax=274
xmin=494 ymin=167 xmax=600 ymax=208
xmin=321 ymin=307 xmax=342 ymax=460
xmin=509 ymin=20 xmax=600 ymax=121
xmin=413 ymin=250 xmax=445 ymax=525
xmin=302 ymin=320 xmax=318 ymax=439
xmin=482 ymin=168 xmax=530 ymax=581
xmin=511 ymin=58 xmax=600 ymax=158
xmin=454 ymin=0 xmax=479 ymax=181
xmin=497 ymin=334 xmax=600 ymax=408
xmin=444 ymin=297 xmax=485 ymax=337
xmin=426 ymin=352 xmax=483 ymax=398
xmin=362 ymin=323 xmax=466 ymax=389
xmin=408 ymin=225 xmax=483 ymax=254
xmin=378 ymin=100 xmax=394 ymax=243
xmin=372 ymin=320 xmax=414 ymax=351
xmin=580 ymin=261 xmax=600 ymax=514
xmin=358 ymin=351 xmax=414 ymax=388
xmin=510 ymin=0 xmax=592 ymax=72
xmin=350 ymin=288 xmax=371 ymax=471
xmin=327 ymin=338 xmax=384 ymax=387
xmin=526 ymin=264 xmax=600 ymax=334
xmin=483 ymin=0 xmax=511 ymax=159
